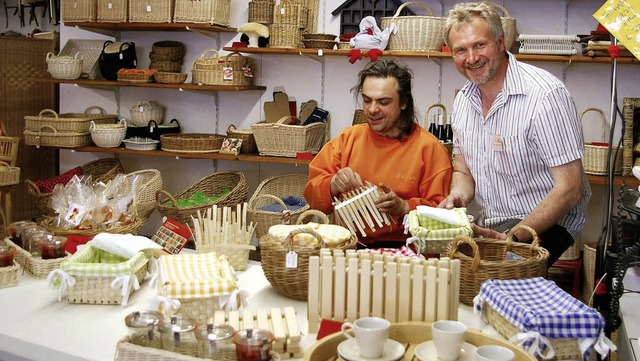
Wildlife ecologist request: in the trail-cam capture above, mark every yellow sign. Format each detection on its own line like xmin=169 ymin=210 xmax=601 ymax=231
xmin=593 ymin=0 xmax=640 ymax=60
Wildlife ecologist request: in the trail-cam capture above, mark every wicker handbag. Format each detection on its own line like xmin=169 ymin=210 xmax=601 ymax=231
xmin=381 ymin=1 xmax=445 ymax=52
xmin=582 ymin=107 xmax=623 ymax=175
xmin=260 ymin=210 xmax=357 ymax=300
xmin=446 ymin=225 xmax=549 ymax=305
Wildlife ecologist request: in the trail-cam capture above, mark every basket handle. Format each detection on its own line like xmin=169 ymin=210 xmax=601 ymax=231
xmin=25 ymin=179 xmax=43 ymax=196
xmin=224 ymin=52 xmax=247 ymax=66
xmin=249 ymin=194 xmax=286 ymax=212
xmin=84 ymin=106 xmax=106 ymax=115
xmin=74 ymin=52 xmax=83 ymax=61
xmin=275 ymin=116 xmax=299 ymax=126
xmin=425 ymin=103 xmax=447 ymax=126
xmin=0 ymin=161 xmax=10 ymax=168
xmin=448 ymin=235 xmax=481 ymax=271
xmin=227 ymin=124 xmax=237 ymax=133
xmin=89 ymin=120 xmax=96 ymax=131
xmin=156 ymin=189 xmax=180 ymax=214
xmin=505 ymin=224 xmax=542 ymax=256
xmin=198 ymin=49 xmax=220 ymax=61
xmin=46 ymin=52 xmax=54 ymax=60
xmin=393 ymin=1 xmax=433 ymax=18
xmin=485 ymin=2 xmax=511 ymax=17
xmin=38 ymin=109 xmax=59 ymax=119
xmin=169 ymin=118 xmax=180 ymax=127
xmin=580 ymin=108 xmax=607 ymax=142
xmin=39 ymin=125 xmax=58 ymax=134
xmin=296 ymin=209 xmax=330 ymax=225
xmin=285 ymin=227 xmax=326 ymax=251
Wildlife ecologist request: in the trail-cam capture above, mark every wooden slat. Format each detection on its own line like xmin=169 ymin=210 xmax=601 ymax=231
xmin=320 ymin=255 xmax=334 ymax=322
xmin=359 ymin=259 xmax=372 ymax=317
xmin=398 ymin=263 xmax=411 ymax=322
xmin=385 ymin=262 xmax=398 ymax=323
xmin=437 ymin=268 xmax=450 ymax=321
xmin=411 ymin=264 xmax=425 ymax=321
xmin=425 ymin=266 xmax=438 ymax=322
xmin=307 ymin=256 xmax=320 ymax=333
xmin=346 ymin=257 xmax=359 ymax=321
xmin=333 ymin=256 xmax=347 ymax=321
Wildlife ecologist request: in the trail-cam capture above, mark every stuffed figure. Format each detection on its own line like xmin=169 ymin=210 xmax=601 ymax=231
xmin=237 ymin=22 xmax=269 ymax=48
xmin=349 ymin=16 xmax=396 ymax=51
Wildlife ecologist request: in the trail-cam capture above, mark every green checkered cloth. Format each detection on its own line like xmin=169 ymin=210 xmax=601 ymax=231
xmin=59 ymin=245 xmax=149 ymax=277
xmin=406 ymin=207 xmax=472 ymax=254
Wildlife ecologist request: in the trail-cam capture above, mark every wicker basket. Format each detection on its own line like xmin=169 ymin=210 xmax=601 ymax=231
xmin=226 ymin=124 xmax=257 ymax=153
xmin=260 ymin=211 xmax=357 ymax=300
xmin=156 ymin=171 xmax=248 ymax=225
xmin=486 ymin=2 xmax=517 ymax=51
xmin=151 ymin=41 xmax=186 ymax=59
xmin=25 ymin=106 xmax=118 ymax=133
xmin=149 ymin=60 xmax=182 ymax=73
xmin=90 ymin=119 xmax=127 ymax=148
xmin=302 ymin=39 xmax=336 ymax=49
xmin=191 ymin=52 xmax=253 ymax=86
xmin=154 ymin=72 xmax=188 ymax=84
xmin=122 ymin=137 xmax=159 ymax=151
xmin=130 ymin=101 xmax=165 ymax=127
xmin=129 ymin=0 xmax=172 ymax=22
xmin=97 ymin=0 xmax=128 ymax=22
xmin=59 ymin=39 xmax=104 ymax=79
xmin=583 ymin=241 xmax=597 ymax=306
xmin=117 ymin=69 xmax=158 ymax=83
xmin=46 ymin=52 xmax=83 ymax=80
xmin=251 ymin=116 xmax=326 ymax=157
xmin=0 ymin=259 xmax=19 ymax=289
xmin=0 ymin=161 xmax=20 ymax=187
xmin=42 ymin=217 xmax=143 ymax=238
xmin=160 ymin=133 xmax=225 ymax=153
xmin=269 ymin=23 xmax=301 ymax=48
xmin=61 ymin=0 xmax=97 ymax=22
xmin=446 ymin=225 xmax=549 ymax=306
xmin=5 ymin=238 xmax=67 ymax=278
xmin=248 ymin=173 xmax=309 ymax=241
xmin=191 ymin=49 xmax=221 ymax=70
xmin=381 ymin=1 xmax=445 ymax=52
xmin=248 ymin=0 xmax=274 ymax=24
xmin=582 ymin=108 xmax=623 ymax=175
xmin=25 ymin=158 xmax=125 ymax=217
xmin=24 ymin=125 xmax=92 ymax=148
xmin=123 ymin=169 xmax=163 ymax=221
xmin=303 ymin=33 xmax=337 ymax=41
xmin=173 ymin=0 xmax=231 ymax=26
xmin=273 ymin=0 xmax=308 ymax=29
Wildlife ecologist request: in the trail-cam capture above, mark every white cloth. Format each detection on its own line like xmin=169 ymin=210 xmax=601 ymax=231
xmin=350 ymin=16 xmax=395 ymax=50
xmin=91 ymin=233 xmax=163 ymax=259
xmin=415 ymin=205 xmax=467 ymax=227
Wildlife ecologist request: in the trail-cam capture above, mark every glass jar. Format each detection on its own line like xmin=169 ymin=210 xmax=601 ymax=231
xmin=158 ymin=315 xmax=197 ymax=354
xmin=7 ymin=220 xmax=36 ymax=248
xmin=40 ymin=236 xmax=67 ymax=260
xmin=233 ymin=328 xmax=274 ymax=361
xmin=125 ymin=310 xmax=164 ymax=348
xmin=18 ymin=224 xmax=42 ymax=252
xmin=27 ymin=230 xmax=51 ymax=259
xmin=195 ymin=323 xmax=235 ymax=360
xmin=0 ymin=243 xmax=14 ymax=267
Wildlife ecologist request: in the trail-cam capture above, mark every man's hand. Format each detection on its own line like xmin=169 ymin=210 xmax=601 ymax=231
xmin=471 ymin=224 xmax=507 ymax=240
xmin=437 ymin=191 xmax=468 ymax=209
xmin=376 ymin=183 xmax=409 ymax=216
xmin=330 ymin=167 xmax=363 ymax=196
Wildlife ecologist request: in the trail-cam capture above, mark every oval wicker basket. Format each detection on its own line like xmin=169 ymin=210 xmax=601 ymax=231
xmin=226 ymin=124 xmax=257 ymax=154
xmin=151 ymin=40 xmax=186 ymax=61
xmin=153 ymin=72 xmax=188 ymax=84
xmin=160 ymin=133 xmax=225 ymax=153
xmin=46 ymin=52 xmax=83 ymax=80
xmin=446 ymin=225 xmax=549 ymax=306
xmin=90 ymin=119 xmax=127 ymax=147
xmin=24 ymin=106 xmax=118 ymax=133
xmin=381 ymin=1 xmax=445 ymax=52
xmin=156 ymin=171 xmax=249 ymax=225
xmin=129 ymin=101 xmax=164 ymax=127
xmin=122 ymin=169 xmax=163 ymax=221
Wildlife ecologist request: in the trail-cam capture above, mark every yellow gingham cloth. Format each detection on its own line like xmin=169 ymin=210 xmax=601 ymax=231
xmin=268 ymin=222 xmax=352 ymax=247
xmin=157 ymin=253 xmax=237 ymax=300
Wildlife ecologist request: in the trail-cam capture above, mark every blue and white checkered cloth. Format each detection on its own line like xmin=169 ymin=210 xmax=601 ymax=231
xmin=474 ymin=277 xmax=616 ymax=360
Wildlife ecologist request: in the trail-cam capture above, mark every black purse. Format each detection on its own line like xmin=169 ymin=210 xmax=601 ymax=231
xmin=98 ymin=41 xmax=137 ymax=80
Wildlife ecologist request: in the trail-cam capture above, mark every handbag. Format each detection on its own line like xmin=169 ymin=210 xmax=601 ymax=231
xmin=125 ymin=119 xmax=180 ymax=141
xmin=98 ymin=41 xmax=137 ymax=81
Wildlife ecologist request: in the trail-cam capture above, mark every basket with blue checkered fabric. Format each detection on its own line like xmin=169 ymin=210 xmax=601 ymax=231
xmin=475 ymin=277 xmax=616 ymax=361
xmin=404 ymin=206 xmax=473 ymax=256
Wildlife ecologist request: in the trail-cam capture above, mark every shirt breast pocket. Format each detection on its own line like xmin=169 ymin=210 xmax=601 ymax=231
xmin=493 ymin=135 xmax=526 ymax=176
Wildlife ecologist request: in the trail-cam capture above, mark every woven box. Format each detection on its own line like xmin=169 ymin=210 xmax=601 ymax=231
xmin=174 ymin=0 xmax=230 ymax=26
xmin=59 ymin=39 xmax=104 ymax=79
xmin=0 ymin=260 xmax=19 ymax=289
xmin=4 ymin=238 xmax=67 ymax=278
xmin=251 ymin=116 xmax=326 ymax=157
xmin=269 ymin=23 xmax=301 ymax=48
xmin=48 ymin=245 xmax=149 ymax=305
xmin=248 ymin=0 xmax=274 ymax=24
xmin=129 ymin=0 xmax=173 ymax=23
xmin=97 ymin=0 xmax=128 ymax=22
xmin=405 ymin=207 xmax=472 ymax=256
xmin=581 ymin=107 xmax=623 ymax=175
xmin=25 ymin=107 xmax=118 ymax=133
xmin=273 ymin=0 xmax=308 ymax=29
xmin=381 ymin=1 xmax=445 ymax=52
xmin=61 ymin=0 xmax=97 ymax=22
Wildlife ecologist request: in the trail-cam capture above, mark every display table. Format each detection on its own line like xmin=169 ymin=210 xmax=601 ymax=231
xmin=0 ymin=260 xmax=502 ymax=361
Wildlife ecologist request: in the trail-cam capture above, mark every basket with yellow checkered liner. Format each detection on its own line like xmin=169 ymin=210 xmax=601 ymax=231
xmin=260 ymin=209 xmax=357 ymax=300
xmin=150 ymin=252 xmax=242 ymax=322
xmin=405 ymin=206 xmax=473 ymax=256
xmin=47 ymin=233 xmax=155 ymax=306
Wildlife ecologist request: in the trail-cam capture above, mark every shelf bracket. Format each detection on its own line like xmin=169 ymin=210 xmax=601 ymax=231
xmin=562 ymin=58 xmax=572 ymax=82
xmin=298 ymin=50 xmax=324 ymax=63
xmin=212 ymin=159 xmax=219 ymax=172
xmin=186 ymin=26 xmax=220 ymax=48
xmin=74 ymin=25 xmax=118 ymax=38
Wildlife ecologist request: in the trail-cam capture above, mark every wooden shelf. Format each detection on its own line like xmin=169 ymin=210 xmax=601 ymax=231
xmin=587 ymin=174 xmax=640 ymax=187
xmin=222 ymin=46 xmax=640 ymax=64
xmin=64 ymin=22 xmax=237 ymax=33
xmin=32 ymin=77 xmax=266 ymax=92
xmin=65 ymin=146 xmax=311 ymax=165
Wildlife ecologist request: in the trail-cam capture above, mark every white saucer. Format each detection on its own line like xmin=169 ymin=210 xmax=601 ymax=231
xmin=414 ymin=341 xmax=477 ymax=361
xmin=337 ymin=338 xmax=405 ymax=361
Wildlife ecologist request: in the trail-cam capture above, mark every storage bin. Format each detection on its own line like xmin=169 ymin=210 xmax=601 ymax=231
xmin=61 ymin=0 xmax=97 ymax=22
xmin=97 ymin=0 xmax=128 ymax=22
xmin=129 ymin=0 xmax=172 ymax=23
xmin=251 ymin=116 xmax=326 ymax=157
xmin=173 ymin=0 xmax=231 ymax=26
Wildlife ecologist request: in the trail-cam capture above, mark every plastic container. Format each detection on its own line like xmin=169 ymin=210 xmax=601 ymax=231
xmin=233 ymin=328 xmax=274 ymax=361
xmin=125 ymin=310 xmax=164 ymax=346
xmin=158 ymin=315 xmax=197 ymax=352
xmin=195 ymin=323 xmax=235 ymax=360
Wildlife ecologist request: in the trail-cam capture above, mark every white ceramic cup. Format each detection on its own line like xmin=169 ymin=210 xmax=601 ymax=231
xmin=431 ymin=320 xmax=468 ymax=361
xmin=475 ymin=345 xmax=515 ymax=361
xmin=341 ymin=317 xmax=391 ymax=359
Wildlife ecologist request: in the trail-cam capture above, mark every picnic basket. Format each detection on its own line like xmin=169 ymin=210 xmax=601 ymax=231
xmin=381 ymin=1 xmax=445 ymax=52
xmin=405 ymin=207 xmax=472 ymax=256
xmin=4 ymin=238 xmax=68 ymax=278
xmin=191 ymin=51 xmax=253 ymax=86
xmin=248 ymin=173 xmax=309 ymax=241
xmin=156 ymin=171 xmax=248 ymax=225
xmin=446 ymin=225 xmax=549 ymax=305
xmin=260 ymin=210 xmax=357 ymax=300
xmin=25 ymin=107 xmax=118 ymax=133
xmin=486 ymin=2 xmax=517 ymax=51
xmin=122 ymin=169 xmax=163 ymax=221
xmin=226 ymin=124 xmax=257 ymax=154
xmin=173 ymin=0 xmax=231 ymax=26
xmin=251 ymin=116 xmax=326 ymax=157
xmin=582 ymin=108 xmax=623 ymax=175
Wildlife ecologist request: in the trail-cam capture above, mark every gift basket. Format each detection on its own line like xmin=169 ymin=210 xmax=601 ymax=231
xmin=446 ymin=225 xmax=549 ymax=306
xmin=475 ymin=277 xmax=616 ymax=360
xmin=404 ymin=206 xmax=473 ymax=256
xmin=260 ymin=210 xmax=357 ymax=300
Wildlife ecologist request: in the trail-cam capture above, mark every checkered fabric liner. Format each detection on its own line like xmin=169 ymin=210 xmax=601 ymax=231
xmin=368 ymin=246 xmax=425 ymax=259
xmin=405 ymin=207 xmax=472 ymax=253
xmin=59 ymin=245 xmax=149 ymax=277
xmin=474 ymin=277 xmax=615 ymax=360
xmin=156 ymin=253 xmax=237 ymax=300
xmin=268 ymin=222 xmax=352 ymax=247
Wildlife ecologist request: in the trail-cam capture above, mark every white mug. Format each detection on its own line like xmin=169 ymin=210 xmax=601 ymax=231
xmin=341 ymin=317 xmax=390 ymax=359
xmin=431 ymin=320 xmax=468 ymax=361
xmin=475 ymin=345 xmax=515 ymax=361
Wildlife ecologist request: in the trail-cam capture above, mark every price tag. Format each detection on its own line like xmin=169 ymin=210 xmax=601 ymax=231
xmin=317 ymin=49 xmax=323 ymax=56
xmin=73 ymin=1 xmax=77 ymax=8
xmin=280 ymin=8 xmax=285 ymax=14
xmin=119 ymin=53 xmax=123 ymax=60
xmin=139 ymin=106 xmax=144 ymax=112
xmin=286 ymin=251 xmax=298 ymax=269
xmin=108 ymin=2 xmax=113 ymax=9
xmin=146 ymin=4 xmax=152 ymax=12
xmin=223 ymin=66 xmax=234 ymax=80
xmin=282 ymin=209 xmax=291 ymax=224
xmin=242 ymin=66 xmax=254 ymax=78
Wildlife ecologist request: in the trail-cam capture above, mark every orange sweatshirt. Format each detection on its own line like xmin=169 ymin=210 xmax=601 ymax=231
xmin=304 ymin=123 xmax=452 ymax=245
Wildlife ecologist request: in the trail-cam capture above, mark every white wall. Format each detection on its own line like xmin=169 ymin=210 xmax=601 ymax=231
xmin=2 ymin=0 xmax=636 ymax=244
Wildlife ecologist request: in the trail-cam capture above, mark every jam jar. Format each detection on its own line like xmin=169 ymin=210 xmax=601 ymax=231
xmin=195 ymin=323 xmax=235 ymax=360
xmin=26 ymin=230 xmax=52 ymax=258
xmin=40 ymin=236 xmax=67 ymax=259
xmin=125 ymin=310 xmax=164 ymax=347
xmin=158 ymin=315 xmax=197 ymax=353
xmin=0 ymin=243 xmax=15 ymax=267
xmin=18 ymin=223 xmax=42 ymax=252
xmin=233 ymin=328 xmax=274 ymax=361
xmin=7 ymin=220 xmax=36 ymax=248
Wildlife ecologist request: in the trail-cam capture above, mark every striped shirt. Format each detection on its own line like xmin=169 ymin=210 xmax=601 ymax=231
xmin=451 ymin=52 xmax=591 ymax=238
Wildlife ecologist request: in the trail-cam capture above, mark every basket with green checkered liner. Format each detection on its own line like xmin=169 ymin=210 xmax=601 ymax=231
xmin=405 ymin=206 xmax=473 ymax=256
xmin=48 ymin=245 xmax=149 ymax=305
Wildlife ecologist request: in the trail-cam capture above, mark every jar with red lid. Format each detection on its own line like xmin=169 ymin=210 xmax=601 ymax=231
xmin=0 ymin=243 xmax=15 ymax=267
xmin=7 ymin=220 xmax=36 ymax=248
xmin=40 ymin=236 xmax=67 ymax=260
xmin=195 ymin=323 xmax=235 ymax=360
xmin=158 ymin=315 xmax=197 ymax=353
xmin=17 ymin=223 xmax=41 ymax=252
xmin=233 ymin=328 xmax=274 ymax=361
xmin=125 ymin=310 xmax=164 ymax=347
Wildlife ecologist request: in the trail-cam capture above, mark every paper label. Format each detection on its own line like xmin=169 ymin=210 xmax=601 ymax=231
xmin=242 ymin=66 xmax=254 ymax=78
xmin=65 ymin=204 xmax=86 ymax=226
xmin=593 ymin=0 xmax=640 ymax=60
xmin=223 ymin=66 xmax=234 ymax=80
xmin=280 ymin=8 xmax=285 ymax=14
xmin=282 ymin=209 xmax=291 ymax=224
xmin=492 ymin=135 xmax=504 ymax=152
xmin=286 ymin=251 xmax=298 ymax=268
xmin=119 ymin=53 xmax=123 ymax=60
xmin=146 ymin=4 xmax=152 ymax=12
xmin=108 ymin=2 xmax=113 ymax=9
xmin=139 ymin=106 xmax=144 ymax=112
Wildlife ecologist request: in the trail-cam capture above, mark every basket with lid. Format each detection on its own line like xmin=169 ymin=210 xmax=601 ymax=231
xmin=25 ymin=106 xmax=118 ymax=133
xmin=46 ymin=52 xmax=83 ymax=80
xmin=173 ymin=0 xmax=231 ymax=26
xmin=381 ymin=1 xmax=445 ymax=52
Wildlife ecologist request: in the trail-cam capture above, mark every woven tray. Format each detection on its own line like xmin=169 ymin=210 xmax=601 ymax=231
xmin=4 ymin=238 xmax=67 ymax=278
xmin=154 ymin=72 xmax=188 ymax=84
xmin=251 ymin=116 xmax=326 ymax=157
xmin=41 ymin=217 xmax=143 ymax=238
xmin=118 ymin=69 xmax=158 ymax=83
xmin=23 ymin=125 xmax=91 ymax=148
xmin=123 ymin=137 xmax=160 ymax=151
xmin=160 ymin=133 xmax=225 ymax=153
xmin=25 ymin=106 xmax=117 ymax=133
xmin=59 ymin=39 xmax=104 ymax=79
xmin=0 ymin=259 xmax=19 ymax=289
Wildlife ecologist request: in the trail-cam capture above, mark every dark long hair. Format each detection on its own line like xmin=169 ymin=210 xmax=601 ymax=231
xmin=351 ymin=60 xmax=418 ymax=139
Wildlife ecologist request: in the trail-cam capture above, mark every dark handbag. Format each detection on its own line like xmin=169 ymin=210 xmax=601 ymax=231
xmin=99 ymin=41 xmax=137 ymax=80
xmin=148 ymin=119 xmax=180 ymax=141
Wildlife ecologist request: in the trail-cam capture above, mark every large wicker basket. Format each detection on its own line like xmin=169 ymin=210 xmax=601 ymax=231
xmin=381 ymin=1 xmax=445 ymax=52
xmin=156 ymin=171 xmax=248 ymax=225
xmin=582 ymin=107 xmax=623 ymax=175
xmin=97 ymin=0 xmax=127 ymax=22
xmin=173 ymin=0 xmax=231 ymax=26
xmin=25 ymin=106 xmax=117 ymax=133
xmin=5 ymin=238 xmax=68 ymax=278
xmin=248 ymin=173 xmax=309 ymax=241
xmin=128 ymin=0 xmax=172 ymax=22
xmin=446 ymin=225 xmax=549 ymax=306
xmin=260 ymin=211 xmax=357 ymax=300
xmin=251 ymin=116 xmax=326 ymax=157
xmin=25 ymin=158 xmax=125 ymax=217
xmin=123 ymin=169 xmax=163 ymax=221
xmin=61 ymin=0 xmax=97 ymax=22
xmin=23 ymin=125 xmax=91 ymax=148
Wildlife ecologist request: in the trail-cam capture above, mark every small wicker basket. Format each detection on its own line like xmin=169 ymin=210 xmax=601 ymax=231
xmin=117 ymin=69 xmax=157 ymax=83
xmin=90 ymin=119 xmax=127 ymax=148
xmin=0 ymin=161 xmax=20 ymax=187
xmin=381 ymin=1 xmax=445 ymax=52
xmin=273 ymin=0 xmax=308 ymax=29
xmin=226 ymin=124 xmax=257 ymax=154
xmin=130 ymin=101 xmax=165 ymax=127
xmin=582 ymin=108 xmax=623 ymax=175
xmin=154 ymin=72 xmax=188 ymax=84
xmin=269 ymin=23 xmax=301 ymax=48
xmin=446 ymin=225 xmax=549 ymax=306
xmin=0 ymin=259 xmax=19 ymax=289
xmin=160 ymin=133 xmax=225 ymax=153
xmin=5 ymin=238 xmax=67 ymax=278
xmin=251 ymin=116 xmax=326 ymax=157
xmin=46 ymin=52 xmax=83 ymax=80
